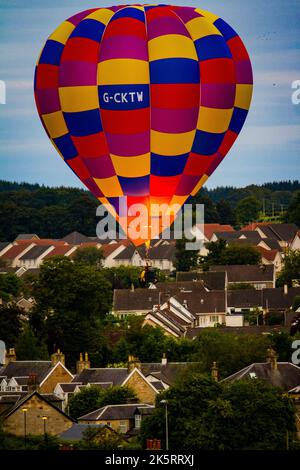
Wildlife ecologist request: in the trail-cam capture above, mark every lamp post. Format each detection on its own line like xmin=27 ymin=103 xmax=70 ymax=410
xmin=22 ymin=407 xmax=28 ymax=446
xmin=42 ymin=416 xmax=48 ymax=439
xmin=160 ymin=399 xmax=169 ymax=451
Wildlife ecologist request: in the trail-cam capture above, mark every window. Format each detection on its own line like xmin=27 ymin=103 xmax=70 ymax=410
xmin=135 ymin=414 xmax=142 ymax=429
xmin=209 ymin=315 xmax=219 ymax=323
xmin=119 ymin=420 xmax=127 ymax=433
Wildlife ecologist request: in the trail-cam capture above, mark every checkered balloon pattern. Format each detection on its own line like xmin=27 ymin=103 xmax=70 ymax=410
xmin=34 ymin=4 xmax=253 ymax=245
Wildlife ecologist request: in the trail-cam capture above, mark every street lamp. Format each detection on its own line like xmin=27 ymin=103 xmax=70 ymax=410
xmin=160 ymin=399 xmax=169 ymax=451
xmin=22 ymin=407 xmax=28 ymax=446
xmin=42 ymin=416 xmax=48 ymax=439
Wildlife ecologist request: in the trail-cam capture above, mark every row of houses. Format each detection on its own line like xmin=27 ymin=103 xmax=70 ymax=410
xmin=113 ymin=270 xmax=300 ymax=335
xmin=0 ymin=222 xmax=299 ymax=274
xmin=0 ymin=347 xmax=299 ymax=442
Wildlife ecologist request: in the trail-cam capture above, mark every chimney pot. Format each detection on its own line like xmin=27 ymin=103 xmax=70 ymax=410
xmin=284 ymin=284 xmax=288 ymax=295
xmin=161 ymin=353 xmax=167 ymax=366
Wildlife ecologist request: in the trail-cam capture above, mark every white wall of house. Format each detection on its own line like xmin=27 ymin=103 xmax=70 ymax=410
xmin=225 ymin=315 xmax=244 ymax=327
xmin=102 ymin=245 xmax=128 ymax=268
xmin=195 ymin=313 xmax=225 ymax=328
xmin=11 ymin=243 xmax=36 ymax=267
xmin=150 ymin=259 xmax=174 ymax=271
xmin=291 ymin=234 xmax=300 ymax=251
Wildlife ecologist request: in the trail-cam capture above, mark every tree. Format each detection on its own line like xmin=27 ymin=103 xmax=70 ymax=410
xmin=69 ymin=385 xmax=137 ymax=420
xmin=235 ymin=196 xmax=260 ymax=226
xmin=216 ymin=199 xmax=236 ymax=226
xmin=30 ymin=257 xmax=113 ymax=367
xmin=0 ymin=273 xmax=22 ymax=301
xmin=0 ymin=304 xmax=23 ymax=347
xmin=190 ymin=329 xmax=270 ymax=378
xmin=221 ymin=244 xmax=261 ymax=265
xmin=140 ymin=373 xmax=296 ymax=450
xmin=285 ymin=191 xmax=300 ymax=227
xmin=15 ymin=325 xmax=49 ymax=360
xmin=103 ymin=266 xmax=143 ymax=289
xmin=200 ymin=240 xmax=260 ymax=270
xmin=73 ymin=246 xmax=104 ymax=267
xmin=277 ymin=250 xmax=300 ymax=287
xmin=174 ymin=238 xmax=199 ymax=272
xmin=78 ymin=426 xmax=124 ymax=450
xmin=69 ymin=386 xmax=103 ymax=419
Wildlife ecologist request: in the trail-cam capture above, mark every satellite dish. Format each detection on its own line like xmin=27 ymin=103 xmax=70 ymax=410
xmin=0 ymin=340 xmax=5 ymax=365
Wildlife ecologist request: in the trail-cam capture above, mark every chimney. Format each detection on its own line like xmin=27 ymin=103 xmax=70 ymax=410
xmin=51 ymin=348 xmax=65 ymax=366
xmin=161 ymin=353 xmax=167 ymax=366
xmin=5 ymin=348 xmax=16 ymax=365
xmin=27 ymin=373 xmax=39 ymax=393
xmin=76 ymin=352 xmax=91 ymax=374
xmin=284 ymin=284 xmax=288 ymax=295
xmin=267 ymin=347 xmax=278 ymax=370
xmin=131 ymin=283 xmax=135 ymax=292
xmin=128 ymin=355 xmax=141 ymax=373
xmin=211 ymin=362 xmax=219 ymax=382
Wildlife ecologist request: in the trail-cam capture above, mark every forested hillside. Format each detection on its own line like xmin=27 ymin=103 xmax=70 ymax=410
xmin=0 ymin=179 xmax=299 ymax=241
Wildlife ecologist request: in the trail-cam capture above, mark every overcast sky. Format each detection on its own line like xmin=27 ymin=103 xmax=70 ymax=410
xmin=0 ymin=0 xmax=299 ymax=189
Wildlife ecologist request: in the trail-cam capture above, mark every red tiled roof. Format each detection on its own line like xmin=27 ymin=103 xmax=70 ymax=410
xmin=0 ymin=242 xmax=34 ymax=260
xmin=44 ymin=245 xmax=76 ymax=259
xmin=101 ymin=241 xmax=130 ymax=258
xmin=17 ymin=239 xmax=66 ymax=247
xmin=257 ymin=247 xmax=279 ymax=262
xmin=241 ymin=222 xmax=272 ymax=231
xmin=203 ymin=224 xmax=234 ymax=240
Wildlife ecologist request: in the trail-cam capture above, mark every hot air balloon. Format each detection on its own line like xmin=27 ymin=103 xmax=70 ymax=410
xmin=34 ymin=4 xmax=253 ymax=246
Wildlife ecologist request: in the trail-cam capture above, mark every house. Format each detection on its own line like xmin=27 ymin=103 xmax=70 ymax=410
xmin=291 ymin=231 xmax=300 ymax=251
xmin=143 ymin=296 xmax=195 ymax=338
xmin=254 ymin=224 xmax=298 ymax=249
xmin=69 ymin=354 xmax=194 ymax=404
xmin=0 ymin=349 xmax=73 ymax=394
xmin=0 ymin=242 xmax=36 ymax=267
xmin=15 ymin=234 xmax=40 ymax=241
xmin=223 ymin=347 xmax=300 ymax=392
xmin=72 ymin=356 xmax=159 ymax=405
xmin=259 ymin=247 xmax=283 ymax=272
xmin=191 ymin=224 xmax=234 ymax=255
xmin=174 ymin=290 xmax=226 ymax=328
xmin=227 ymin=286 xmax=300 ymax=315
xmin=113 ymin=246 xmax=144 ymax=267
xmin=0 ymin=242 xmax=13 ymax=257
xmin=0 ymin=266 xmax=26 ymax=277
xmin=1 ymin=390 xmax=75 ymax=436
xmin=78 ymin=403 xmax=154 ymax=435
xmin=61 ymin=231 xmax=92 ymax=245
xmin=113 ymin=281 xmax=209 ymax=316
xmin=147 ymin=245 xmax=176 ymax=271
xmin=43 ymin=244 xmax=77 ymax=260
xmin=209 ymin=265 xmax=275 ymax=289
xmin=101 ymin=241 xmax=130 ymax=268
xmin=211 ymin=230 xmax=262 ymax=244
xmin=176 ymin=271 xmax=226 ymax=290
xmin=59 ymin=423 xmax=120 ymax=442
xmin=18 ymin=245 xmax=55 ymax=269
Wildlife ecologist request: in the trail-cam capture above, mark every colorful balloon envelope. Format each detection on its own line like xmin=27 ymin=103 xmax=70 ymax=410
xmin=34 ymin=4 xmax=253 ymax=245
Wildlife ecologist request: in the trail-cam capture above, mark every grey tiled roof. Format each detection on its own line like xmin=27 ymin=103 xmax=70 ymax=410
xmin=61 ymin=232 xmax=91 ymax=244
xmin=223 ymin=362 xmax=300 ymax=392
xmin=0 ymin=361 xmax=53 ymax=382
xmin=19 ymin=245 xmax=52 ymax=260
xmin=79 ymin=403 xmax=153 ymax=421
xmin=176 ymin=271 xmax=226 ymax=290
xmin=210 ymin=264 xmax=274 ymax=283
xmin=59 ymin=423 xmax=108 ymax=441
xmin=73 ymin=368 xmax=129 ymax=386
